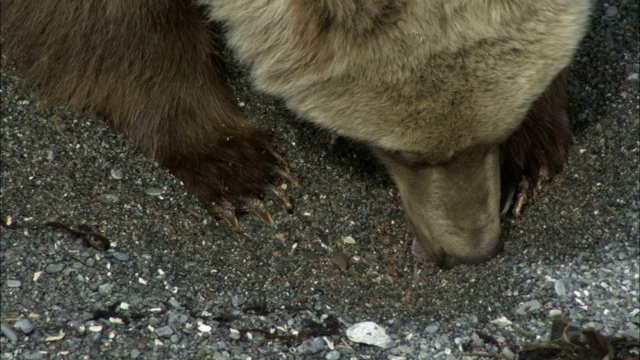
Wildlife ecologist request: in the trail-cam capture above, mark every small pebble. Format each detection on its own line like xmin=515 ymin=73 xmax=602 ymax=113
xmin=145 ymin=188 xmax=164 ymax=196
xmin=325 ymin=350 xmax=341 ymax=360
xmin=1 ymin=323 xmax=18 ymax=343
xmin=231 ymin=295 xmax=246 ymax=307
xmin=554 ymin=280 xmax=567 ymax=297
xmin=502 ymin=347 xmax=516 ymax=359
xmin=549 ymin=309 xmax=563 ymax=317
xmin=168 ymin=298 xmax=181 ymax=308
xmin=516 ymin=300 xmax=542 ymax=315
xmin=603 ymin=5 xmax=618 ymax=19
xmin=5 ymin=279 xmax=21 ymax=288
xmin=296 ymin=337 xmax=325 ymax=354
xmin=342 ymin=236 xmax=356 ymax=244
xmin=113 ymin=252 xmax=130 ymax=262
xmin=397 ymin=345 xmax=414 ymax=354
xmin=45 ymin=263 xmax=64 ymax=273
xmin=130 ymin=349 xmax=141 ymax=359
xmin=103 ymin=194 xmax=120 ymax=203
xmin=331 ymin=252 xmax=350 ymax=271
xmin=24 ymin=351 xmax=43 ymax=360
xmin=13 ymin=319 xmax=34 ymax=334
xmin=99 ymin=283 xmax=114 ymax=294
xmin=155 ymin=326 xmax=174 ymax=338
xmin=491 ymin=316 xmax=512 ymax=327
xmin=229 ymin=328 xmax=241 ymax=340
xmin=110 ymin=168 xmax=124 ymax=180
xmin=424 ymin=324 xmax=439 ymax=334
xmin=167 ymin=313 xmax=189 ymax=328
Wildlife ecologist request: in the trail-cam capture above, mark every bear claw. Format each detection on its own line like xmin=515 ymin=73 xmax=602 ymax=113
xmin=247 ymin=199 xmax=274 ymax=226
xmin=217 ymin=201 xmax=239 ymax=228
xmin=274 ymin=167 xmax=300 ymax=189
xmin=267 ymin=186 xmax=293 ymax=213
xmin=208 ymin=175 xmax=295 ymax=228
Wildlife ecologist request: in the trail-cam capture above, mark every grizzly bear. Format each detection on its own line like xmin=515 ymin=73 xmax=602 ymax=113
xmin=1 ymin=0 xmax=591 ymax=267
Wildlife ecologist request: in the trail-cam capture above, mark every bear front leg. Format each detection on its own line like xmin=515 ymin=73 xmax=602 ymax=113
xmin=1 ymin=0 xmax=295 ymax=226
xmin=499 ymin=70 xmax=572 ymax=216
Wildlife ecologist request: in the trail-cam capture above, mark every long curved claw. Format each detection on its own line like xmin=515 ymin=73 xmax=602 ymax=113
xmin=500 ymin=186 xmax=516 ymax=216
xmin=510 ymin=167 xmax=552 ymax=217
xmin=220 ymin=205 xmax=239 ymax=228
xmin=512 ymin=192 xmax=527 ymax=217
xmin=275 ymin=167 xmax=300 ymax=188
xmin=266 ymin=186 xmax=293 ymax=213
xmin=267 ymin=147 xmax=300 ymax=188
xmin=247 ymin=199 xmax=274 ymax=226
xmin=268 ymin=146 xmax=291 ymax=169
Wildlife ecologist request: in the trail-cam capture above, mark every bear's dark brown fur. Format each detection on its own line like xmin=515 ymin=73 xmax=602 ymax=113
xmin=1 ymin=0 xmax=292 ymax=226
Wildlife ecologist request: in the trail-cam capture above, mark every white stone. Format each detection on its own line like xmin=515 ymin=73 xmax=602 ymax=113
xmin=345 ymin=321 xmax=392 ymax=349
xmin=490 ymin=316 xmax=512 ymax=327
xmin=342 ymin=236 xmax=356 ymax=245
xmin=88 ymin=325 xmax=103 ymax=332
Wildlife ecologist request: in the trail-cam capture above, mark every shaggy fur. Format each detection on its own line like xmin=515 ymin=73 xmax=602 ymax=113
xmin=1 ymin=0 xmax=591 ymax=267
xmin=207 ymin=0 xmax=589 ymax=161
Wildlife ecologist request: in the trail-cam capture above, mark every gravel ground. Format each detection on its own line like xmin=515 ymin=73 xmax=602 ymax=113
xmin=1 ymin=1 xmax=638 ymax=359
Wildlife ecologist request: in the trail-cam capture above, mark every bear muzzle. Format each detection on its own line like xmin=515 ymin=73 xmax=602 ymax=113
xmin=375 ymin=145 xmax=503 ymax=268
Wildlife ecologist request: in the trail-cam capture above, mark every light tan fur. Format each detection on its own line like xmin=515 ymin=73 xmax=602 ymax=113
xmin=205 ymin=0 xmax=590 ymax=161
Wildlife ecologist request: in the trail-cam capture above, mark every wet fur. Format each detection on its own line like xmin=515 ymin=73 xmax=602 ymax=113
xmin=1 ymin=0 xmax=590 ymax=266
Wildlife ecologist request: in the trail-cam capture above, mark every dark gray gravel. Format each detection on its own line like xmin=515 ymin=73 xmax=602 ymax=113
xmin=1 ymin=1 xmax=638 ymax=359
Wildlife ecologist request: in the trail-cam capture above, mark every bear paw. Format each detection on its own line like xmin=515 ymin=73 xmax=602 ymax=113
xmin=165 ymin=134 xmax=298 ymax=227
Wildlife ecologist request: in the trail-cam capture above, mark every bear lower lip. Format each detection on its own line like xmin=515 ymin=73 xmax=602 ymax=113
xmin=411 ymin=238 xmax=427 ymax=259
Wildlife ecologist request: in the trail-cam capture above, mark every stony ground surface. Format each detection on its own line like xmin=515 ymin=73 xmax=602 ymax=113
xmin=1 ymin=1 xmax=638 ymax=359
